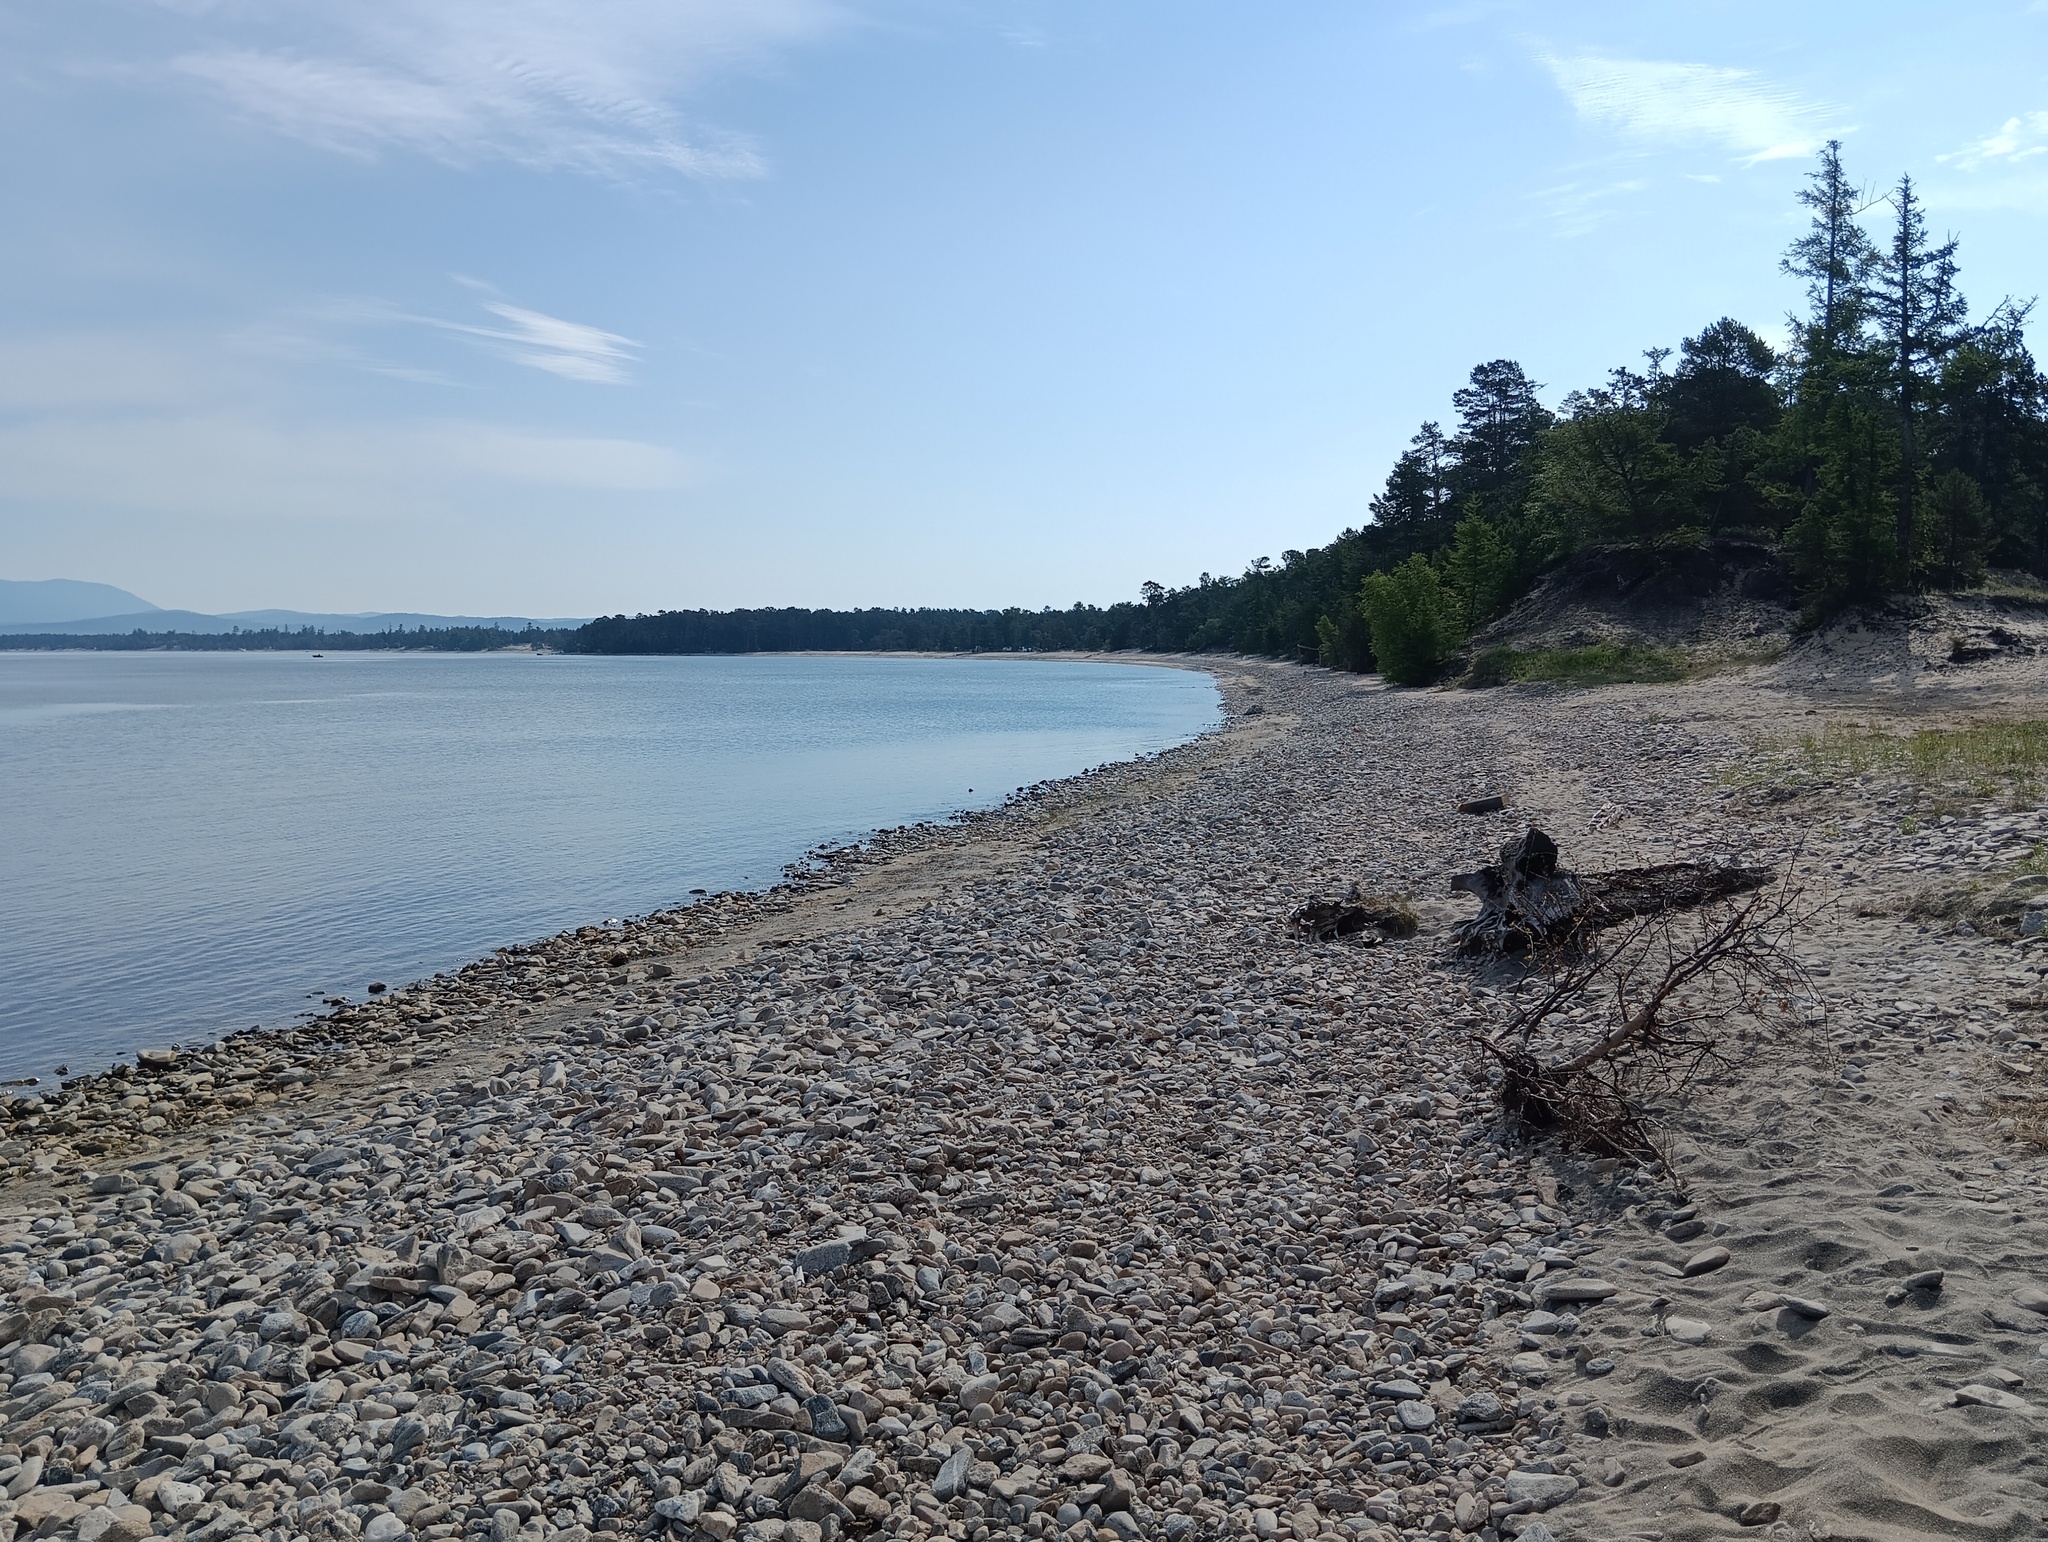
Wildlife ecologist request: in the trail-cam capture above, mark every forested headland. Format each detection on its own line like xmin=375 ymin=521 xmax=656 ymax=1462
xmin=12 ymin=145 xmax=2043 ymax=679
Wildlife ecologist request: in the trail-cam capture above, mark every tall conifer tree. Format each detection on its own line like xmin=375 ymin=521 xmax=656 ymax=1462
xmin=1780 ymin=140 xmax=1877 ymax=355
xmin=1867 ymin=175 xmax=1967 ymax=571
xmin=1450 ymin=361 xmax=1550 ymax=507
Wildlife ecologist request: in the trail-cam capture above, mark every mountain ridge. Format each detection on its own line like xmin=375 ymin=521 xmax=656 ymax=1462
xmin=0 ymin=580 xmax=587 ymax=635
xmin=0 ymin=579 xmax=160 ymax=626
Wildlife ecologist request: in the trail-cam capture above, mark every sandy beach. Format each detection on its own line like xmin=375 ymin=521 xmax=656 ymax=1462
xmin=1 ymin=641 xmax=2044 ymax=1542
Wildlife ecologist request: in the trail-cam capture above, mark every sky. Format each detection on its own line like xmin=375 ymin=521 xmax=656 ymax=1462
xmin=3 ymin=1 xmax=2048 ymax=617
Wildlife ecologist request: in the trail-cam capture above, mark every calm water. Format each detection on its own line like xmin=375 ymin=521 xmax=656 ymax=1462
xmin=0 ymin=652 xmax=1218 ymax=1084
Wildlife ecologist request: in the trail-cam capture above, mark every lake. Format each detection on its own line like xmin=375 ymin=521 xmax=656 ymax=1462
xmin=0 ymin=652 xmax=1218 ymax=1086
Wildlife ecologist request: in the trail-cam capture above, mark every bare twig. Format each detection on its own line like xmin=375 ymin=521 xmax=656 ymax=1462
xmin=1475 ymin=847 xmax=1825 ymax=1170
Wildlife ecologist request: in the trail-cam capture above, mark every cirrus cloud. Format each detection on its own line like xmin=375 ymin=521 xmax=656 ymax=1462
xmin=431 ymin=296 xmax=642 ymax=385
xmin=1942 ymin=111 xmax=2048 ymax=170
xmin=158 ymin=0 xmax=843 ymax=180
xmin=1930 ymin=109 xmax=2048 ymax=213
xmin=237 ymin=287 xmax=645 ymax=387
xmin=1541 ymin=52 xmax=1830 ymax=166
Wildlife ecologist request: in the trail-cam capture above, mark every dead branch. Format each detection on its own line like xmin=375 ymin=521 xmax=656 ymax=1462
xmin=1562 ymin=883 xmax=1793 ymax=1075
xmin=1474 ymin=855 xmax=1825 ymax=1171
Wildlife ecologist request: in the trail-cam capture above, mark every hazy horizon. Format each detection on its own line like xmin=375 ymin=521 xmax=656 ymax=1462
xmin=5 ymin=2 xmax=2046 ymax=618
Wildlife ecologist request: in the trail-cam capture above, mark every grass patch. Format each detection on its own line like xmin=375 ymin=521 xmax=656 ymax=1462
xmin=1467 ymin=642 xmax=1693 ymax=688
xmin=1994 ymin=1032 xmax=2048 ymax=1151
xmin=1466 ymin=640 xmax=1784 ymax=688
xmin=1730 ymin=720 xmax=2048 ymax=813
xmin=1973 ymin=571 xmax=2048 ymax=605
xmin=1359 ymin=892 xmax=1420 ymax=938
xmin=2014 ymin=1100 xmax=2048 ymax=1153
xmin=1790 ymin=720 xmax=2048 ymax=805
xmin=1902 ymin=866 xmax=2048 ymax=937
xmin=1866 ymin=842 xmax=2048 ymax=938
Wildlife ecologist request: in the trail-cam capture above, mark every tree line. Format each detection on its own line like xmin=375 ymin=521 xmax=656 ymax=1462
xmin=572 ymin=144 xmax=2047 ymax=675
xmin=14 ymin=144 xmax=2041 ymax=673
xmin=0 ymin=625 xmax=572 ymax=653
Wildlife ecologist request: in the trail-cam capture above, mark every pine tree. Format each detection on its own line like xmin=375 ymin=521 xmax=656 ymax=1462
xmin=1663 ymin=319 xmax=1781 ymax=451
xmin=1934 ymin=301 xmax=2048 ymax=575
xmin=1532 ymin=368 xmax=1699 ymax=547
xmin=1368 ymin=422 xmax=1456 ymax=542
xmin=1786 ymin=394 xmax=1899 ymax=611
xmin=1450 ymin=361 xmax=1551 ymax=510
xmin=1440 ymin=516 xmax=1516 ymax=631
xmin=1923 ymin=470 xmax=1988 ymax=587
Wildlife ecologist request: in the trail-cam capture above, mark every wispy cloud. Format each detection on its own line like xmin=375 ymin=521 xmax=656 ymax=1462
xmin=231 ymin=311 xmax=462 ymax=386
xmin=1928 ymin=111 xmax=2048 ymax=213
xmin=1941 ymin=112 xmax=2048 ymax=170
xmin=244 ymin=289 xmax=643 ymax=386
xmin=1529 ymin=174 xmax=1648 ymax=238
xmin=432 ymin=295 xmax=641 ymax=384
xmin=1540 ymin=52 xmax=1828 ymax=165
xmin=158 ymin=0 xmax=841 ymax=180
xmin=0 ymin=321 xmax=686 ymax=527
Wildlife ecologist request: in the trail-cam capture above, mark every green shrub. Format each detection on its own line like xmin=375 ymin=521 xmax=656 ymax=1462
xmin=1359 ymin=556 xmax=1456 ymax=685
xmin=1314 ymin=606 xmax=1375 ymax=672
xmin=1466 ymin=646 xmax=1517 ymax=687
xmin=1441 ymin=515 xmax=1517 ymax=631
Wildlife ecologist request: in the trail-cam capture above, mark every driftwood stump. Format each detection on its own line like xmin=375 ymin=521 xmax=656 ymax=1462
xmin=1452 ymin=828 xmax=1774 ymax=954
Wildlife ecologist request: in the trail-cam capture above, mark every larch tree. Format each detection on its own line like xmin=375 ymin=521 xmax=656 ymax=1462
xmin=1780 ymin=139 xmax=1877 ymax=357
xmin=1867 ymin=174 xmax=1968 ymax=573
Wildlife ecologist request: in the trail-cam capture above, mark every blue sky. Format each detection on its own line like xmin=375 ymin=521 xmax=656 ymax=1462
xmin=4 ymin=1 xmax=2047 ymax=616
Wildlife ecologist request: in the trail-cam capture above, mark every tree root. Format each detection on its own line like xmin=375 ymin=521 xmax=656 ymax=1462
xmin=1451 ymin=826 xmax=1774 ymax=954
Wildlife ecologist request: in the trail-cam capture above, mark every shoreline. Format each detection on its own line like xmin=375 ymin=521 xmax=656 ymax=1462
xmin=0 ymin=650 xmax=1227 ymax=1098
xmin=0 ymin=647 xmax=1222 ymax=664
xmin=0 ymin=653 xmax=1248 ymax=1149
xmin=0 ymin=657 xmax=2041 ymax=1542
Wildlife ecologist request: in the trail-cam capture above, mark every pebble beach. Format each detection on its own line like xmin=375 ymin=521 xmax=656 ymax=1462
xmin=3 ymin=646 xmax=2046 ymax=1542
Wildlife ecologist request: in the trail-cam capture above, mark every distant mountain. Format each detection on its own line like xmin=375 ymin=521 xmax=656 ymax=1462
xmin=0 ymin=578 xmax=161 ymax=626
xmin=0 ymin=604 xmax=589 ymax=637
xmin=217 ymin=609 xmax=590 ymax=633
